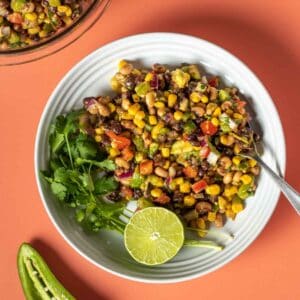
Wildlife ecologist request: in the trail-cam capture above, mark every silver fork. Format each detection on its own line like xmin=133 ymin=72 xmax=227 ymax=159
xmin=240 ymin=119 xmax=300 ymax=215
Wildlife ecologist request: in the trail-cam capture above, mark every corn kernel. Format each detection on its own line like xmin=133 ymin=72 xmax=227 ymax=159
xmin=201 ymin=95 xmax=209 ymax=103
xmin=38 ymin=30 xmax=48 ymax=38
xmin=135 ymin=152 xmax=144 ymax=163
xmin=149 ymin=115 xmax=157 ymax=125
xmin=154 ymin=101 xmax=165 ymax=109
xmin=233 ymin=113 xmax=243 ymax=119
xmin=118 ymin=60 xmax=127 ymax=70
xmin=180 ymin=182 xmax=191 ymax=193
xmin=164 ymin=91 xmax=170 ymax=98
xmin=58 ymin=5 xmax=72 ymax=17
xmin=174 ymin=177 xmax=184 ymax=185
xmin=28 ymin=26 xmax=40 ymax=35
xmin=128 ymin=95 xmax=137 ymax=104
xmin=213 ymin=107 xmax=221 ymax=117
xmin=224 ymin=186 xmax=238 ymax=197
xmin=151 ymin=188 xmax=163 ymax=198
xmin=174 ymin=111 xmax=183 ymax=121
xmin=197 ymin=231 xmax=207 ymax=238
xmin=109 ymin=147 xmax=119 ymax=157
xmin=248 ymin=159 xmax=257 ymax=168
xmin=163 ymin=160 xmax=170 ymax=169
xmin=168 ymin=181 xmax=176 ymax=190
xmin=197 ymin=218 xmax=206 ymax=230
xmin=151 ymin=122 xmax=164 ymax=139
xmin=95 ymin=128 xmax=104 ymax=134
xmin=149 ymin=175 xmax=164 ymax=187
xmin=240 ymin=174 xmax=252 ymax=185
xmin=132 ymin=69 xmax=141 ymax=75
xmin=95 ymin=135 xmax=102 ymax=142
xmin=110 ymin=76 xmax=121 ymax=92
xmin=233 ymin=156 xmax=242 ymax=166
xmin=168 ymin=94 xmax=177 ymax=107
xmin=218 ymin=196 xmax=228 ymax=210
xmin=25 ymin=12 xmax=37 ymax=21
xmin=226 ymin=209 xmax=236 ymax=220
xmin=184 ymin=195 xmax=196 ymax=207
xmin=145 ymin=72 xmax=153 ymax=81
xmin=121 ymin=113 xmax=134 ymax=120
xmin=106 ymin=103 xmax=115 ymax=113
xmin=234 ymin=143 xmax=241 ymax=154
xmin=211 ymin=117 xmax=219 ymax=126
xmin=232 ymin=197 xmax=244 ymax=213
xmin=128 ymin=103 xmax=140 ymax=115
xmin=161 ymin=147 xmax=170 ymax=158
xmin=205 ymin=184 xmax=221 ymax=196
xmin=133 ymin=118 xmax=145 ymax=129
xmin=62 ymin=16 xmax=72 ymax=25
xmin=190 ymin=92 xmax=201 ymax=103
xmin=135 ymin=110 xmax=145 ymax=120
xmin=220 ymin=135 xmax=228 ymax=145
xmin=207 ymin=212 xmax=216 ymax=222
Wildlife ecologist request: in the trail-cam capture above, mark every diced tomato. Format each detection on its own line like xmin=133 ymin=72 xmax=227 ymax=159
xmin=183 ymin=166 xmax=198 ymax=178
xmin=153 ymin=193 xmax=170 ymax=204
xmin=7 ymin=13 xmax=23 ymax=24
xmin=122 ymin=147 xmax=134 ymax=161
xmin=199 ymin=146 xmax=210 ymax=159
xmin=139 ymin=160 xmax=153 ymax=175
xmin=192 ymin=180 xmax=207 ymax=193
xmin=235 ymin=99 xmax=247 ymax=109
xmin=200 ymin=121 xmax=218 ymax=136
xmin=208 ymin=77 xmax=219 ymax=87
xmin=105 ymin=130 xmax=131 ymax=150
xmin=120 ymin=186 xmax=133 ymax=199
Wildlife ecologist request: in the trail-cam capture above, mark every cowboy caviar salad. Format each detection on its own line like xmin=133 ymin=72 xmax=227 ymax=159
xmin=42 ymin=61 xmax=260 ymax=244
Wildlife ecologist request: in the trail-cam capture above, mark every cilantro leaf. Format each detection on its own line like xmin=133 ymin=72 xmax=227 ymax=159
xmin=76 ymin=134 xmax=98 ymax=159
xmin=75 ymin=158 xmax=116 ymax=171
xmin=50 ymin=182 xmax=67 ymax=201
xmin=94 ymin=177 xmax=118 ymax=195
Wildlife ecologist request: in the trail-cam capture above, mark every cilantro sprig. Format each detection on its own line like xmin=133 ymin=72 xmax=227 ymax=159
xmin=42 ymin=110 xmax=124 ymax=233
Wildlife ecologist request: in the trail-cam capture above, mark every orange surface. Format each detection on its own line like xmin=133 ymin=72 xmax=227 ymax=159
xmin=1 ymin=0 xmax=300 ymax=299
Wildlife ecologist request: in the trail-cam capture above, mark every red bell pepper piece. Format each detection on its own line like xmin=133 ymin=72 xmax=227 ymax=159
xmin=192 ymin=180 xmax=207 ymax=193
xmin=105 ymin=130 xmax=131 ymax=150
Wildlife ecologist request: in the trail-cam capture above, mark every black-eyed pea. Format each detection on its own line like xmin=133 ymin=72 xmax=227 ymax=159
xmin=223 ymin=172 xmax=233 ymax=184
xmin=219 ymin=156 xmax=232 ymax=169
xmin=250 ymin=166 xmax=260 ymax=175
xmin=232 ymin=171 xmax=242 ymax=184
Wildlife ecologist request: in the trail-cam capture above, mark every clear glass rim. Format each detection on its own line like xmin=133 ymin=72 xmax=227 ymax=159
xmin=0 ymin=0 xmax=111 ymax=66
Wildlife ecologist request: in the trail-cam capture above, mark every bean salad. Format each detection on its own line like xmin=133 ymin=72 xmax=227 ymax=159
xmin=80 ymin=61 xmax=260 ymax=236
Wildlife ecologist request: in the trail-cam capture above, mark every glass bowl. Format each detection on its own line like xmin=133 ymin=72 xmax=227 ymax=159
xmin=0 ymin=0 xmax=110 ymax=66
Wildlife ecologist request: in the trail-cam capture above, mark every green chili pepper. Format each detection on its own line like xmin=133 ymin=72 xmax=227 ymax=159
xmin=18 ymin=243 xmax=75 ymax=300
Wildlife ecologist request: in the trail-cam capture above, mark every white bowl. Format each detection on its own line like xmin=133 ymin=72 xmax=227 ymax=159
xmin=34 ymin=32 xmax=286 ymax=283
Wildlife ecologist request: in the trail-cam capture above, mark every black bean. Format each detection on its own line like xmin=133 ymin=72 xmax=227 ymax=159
xmin=173 ymin=191 xmax=184 ymax=203
xmin=200 ymin=161 xmax=209 ymax=171
xmin=198 ymin=167 xmax=205 ymax=177
xmin=108 ymin=120 xmax=122 ymax=134
xmin=152 ymin=63 xmax=166 ymax=73
xmin=101 ymin=134 xmax=110 ymax=145
xmin=133 ymin=189 xmax=143 ymax=199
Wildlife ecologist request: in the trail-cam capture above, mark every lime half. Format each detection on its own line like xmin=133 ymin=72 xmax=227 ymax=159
xmin=124 ymin=207 xmax=184 ymax=265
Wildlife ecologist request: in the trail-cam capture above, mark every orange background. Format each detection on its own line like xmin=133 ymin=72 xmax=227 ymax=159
xmin=1 ymin=0 xmax=300 ymax=299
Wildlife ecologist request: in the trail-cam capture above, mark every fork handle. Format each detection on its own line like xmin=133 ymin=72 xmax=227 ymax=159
xmin=255 ymin=155 xmax=300 ymax=215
